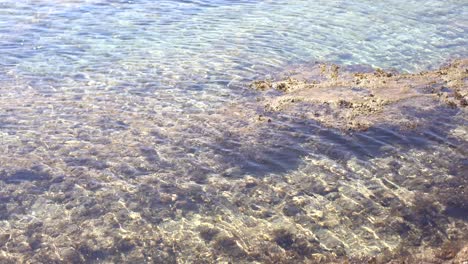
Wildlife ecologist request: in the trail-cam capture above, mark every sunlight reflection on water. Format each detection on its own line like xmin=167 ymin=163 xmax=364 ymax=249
xmin=0 ymin=0 xmax=467 ymax=263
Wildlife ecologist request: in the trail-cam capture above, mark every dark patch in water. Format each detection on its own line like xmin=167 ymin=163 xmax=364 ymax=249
xmin=98 ymin=117 xmax=129 ymax=131
xmin=140 ymin=146 xmax=160 ymax=162
xmin=0 ymin=204 xmax=8 ymax=220
xmin=78 ymin=245 xmax=107 ymax=263
xmin=2 ymin=170 xmax=51 ymax=184
xmin=213 ymin=105 xmax=463 ymax=178
xmin=65 ymin=157 xmax=109 ymax=170
xmin=444 ymin=206 xmax=468 ymax=220
xmin=198 ymin=225 xmax=220 ymax=242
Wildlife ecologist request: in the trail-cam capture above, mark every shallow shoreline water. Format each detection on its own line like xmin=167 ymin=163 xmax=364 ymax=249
xmin=1 ymin=59 xmax=467 ymax=263
xmin=1 ymin=1 xmax=467 ymax=262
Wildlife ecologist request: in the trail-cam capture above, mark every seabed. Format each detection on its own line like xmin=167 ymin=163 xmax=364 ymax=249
xmin=0 ymin=59 xmax=467 ymax=263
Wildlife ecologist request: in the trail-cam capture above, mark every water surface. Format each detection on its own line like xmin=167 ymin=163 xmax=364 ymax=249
xmin=0 ymin=0 xmax=467 ymax=263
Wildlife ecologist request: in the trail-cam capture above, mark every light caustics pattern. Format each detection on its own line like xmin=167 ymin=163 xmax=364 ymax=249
xmin=0 ymin=0 xmax=467 ymax=263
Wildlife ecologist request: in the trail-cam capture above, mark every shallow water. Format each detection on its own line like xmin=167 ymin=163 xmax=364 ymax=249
xmin=0 ymin=0 xmax=467 ymax=263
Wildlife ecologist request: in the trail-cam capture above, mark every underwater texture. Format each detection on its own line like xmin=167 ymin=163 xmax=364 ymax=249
xmin=0 ymin=0 xmax=467 ymax=263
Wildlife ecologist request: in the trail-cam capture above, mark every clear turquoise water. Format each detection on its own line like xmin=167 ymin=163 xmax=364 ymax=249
xmin=0 ymin=1 xmax=467 ymax=262
xmin=1 ymin=0 xmax=467 ymax=94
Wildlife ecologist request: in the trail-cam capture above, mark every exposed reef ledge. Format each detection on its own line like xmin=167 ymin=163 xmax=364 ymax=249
xmin=251 ymin=59 xmax=467 ymax=131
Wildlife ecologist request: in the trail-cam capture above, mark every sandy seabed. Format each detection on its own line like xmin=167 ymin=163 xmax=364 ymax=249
xmin=0 ymin=59 xmax=467 ymax=263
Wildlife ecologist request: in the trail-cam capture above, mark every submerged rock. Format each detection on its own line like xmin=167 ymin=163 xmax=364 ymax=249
xmin=253 ymin=59 xmax=468 ymax=131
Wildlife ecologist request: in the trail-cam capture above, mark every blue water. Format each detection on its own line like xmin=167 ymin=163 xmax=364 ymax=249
xmin=1 ymin=1 xmax=467 ymax=96
xmin=0 ymin=1 xmax=467 ymax=262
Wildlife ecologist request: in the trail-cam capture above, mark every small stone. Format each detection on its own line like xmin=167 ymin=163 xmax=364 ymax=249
xmin=213 ymin=234 xmax=246 ymax=257
xmin=244 ymin=176 xmax=258 ymax=188
xmin=198 ymin=224 xmax=220 ymax=241
xmin=283 ymin=203 xmax=303 ymax=216
xmin=61 ymin=248 xmax=83 ymax=263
